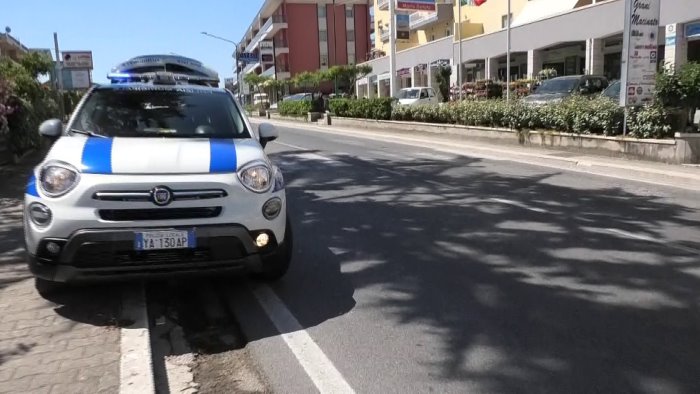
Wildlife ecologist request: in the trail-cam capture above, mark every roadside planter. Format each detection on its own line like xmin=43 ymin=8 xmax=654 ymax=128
xmin=328 ymin=117 xmax=700 ymax=165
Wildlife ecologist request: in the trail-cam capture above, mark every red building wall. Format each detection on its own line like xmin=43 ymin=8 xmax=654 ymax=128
xmin=353 ymin=4 xmax=370 ymax=64
xmin=327 ymin=4 xmax=348 ymax=66
xmin=285 ymin=3 xmax=320 ymax=76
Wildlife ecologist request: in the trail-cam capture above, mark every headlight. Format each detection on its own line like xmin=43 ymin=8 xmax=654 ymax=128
xmin=238 ymin=162 xmax=271 ymax=193
xmin=39 ymin=162 xmax=79 ymax=197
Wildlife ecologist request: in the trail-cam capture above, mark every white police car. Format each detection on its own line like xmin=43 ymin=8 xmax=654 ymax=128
xmin=24 ymin=70 xmax=292 ymax=292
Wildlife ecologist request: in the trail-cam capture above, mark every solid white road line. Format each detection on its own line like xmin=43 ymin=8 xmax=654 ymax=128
xmin=252 ymin=285 xmax=356 ymax=394
xmin=120 ymin=283 xmax=156 ymax=394
xmin=274 ymin=141 xmax=307 ymax=151
xmin=489 ymin=198 xmax=548 ymax=214
xmin=604 ymin=228 xmax=700 ymax=254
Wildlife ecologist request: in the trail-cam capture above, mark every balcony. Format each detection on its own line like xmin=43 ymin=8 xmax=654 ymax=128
xmin=409 ymin=11 xmax=438 ymax=30
xmin=245 ymin=15 xmax=288 ymax=53
xmin=244 ymin=61 xmax=261 ymax=75
xmin=378 ymin=0 xmax=389 ymax=10
xmin=380 ymin=29 xmax=390 ymax=42
xmin=273 ymin=38 xmax=289 ymax=55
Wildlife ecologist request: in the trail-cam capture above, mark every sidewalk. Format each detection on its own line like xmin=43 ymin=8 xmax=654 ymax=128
xmin=0 ymin=155 xmax=122 ymax=394
xmin=256 ymin=118 xmax=700 ymax=191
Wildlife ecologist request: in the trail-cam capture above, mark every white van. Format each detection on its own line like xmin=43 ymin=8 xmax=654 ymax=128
xmin=396 ymin=87 xmax=438 ymax=106
xmin=253 ymin=93 xmax=269 ymax=106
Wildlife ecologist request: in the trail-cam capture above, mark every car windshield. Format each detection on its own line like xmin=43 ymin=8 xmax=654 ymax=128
xmin=535 ymin=78 xmax=579 ymax=94
xmin=398 ymin=89 xmax=420 ymax=99
xmin=603 ymin=81 xmax=621 ymax=98
xmin=71 ymin=86 xmax=250 ymax=138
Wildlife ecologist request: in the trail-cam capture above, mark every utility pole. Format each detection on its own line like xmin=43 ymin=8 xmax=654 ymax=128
xmin=458 ymin=1 xmax=463 ymax=100
xmin=506 ymin=0 xmax=511 ymax=101
xmin=200 ymin=32 xmax=242 ymax=101
xmin=389 ymin=0 xmax=397 ymax=98
xmin=53 ymin=32 xmax=65 ymax=121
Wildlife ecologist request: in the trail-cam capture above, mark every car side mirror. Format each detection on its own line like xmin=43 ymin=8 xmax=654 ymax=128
xmin=39 ymin=119 xmax=63 ymax=141
xmin=258 ymin=122 xmax=278 ymax=149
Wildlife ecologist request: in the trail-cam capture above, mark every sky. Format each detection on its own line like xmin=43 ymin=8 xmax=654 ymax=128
xmin=2 ymin=0 xmax=263 ymax=84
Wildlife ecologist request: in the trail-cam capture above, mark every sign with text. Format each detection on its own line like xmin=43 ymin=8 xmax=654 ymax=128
xmin=619 ymin=0 xmax=660 ymax=106
xmin=239 ymin=52 xmax=259 ymax=63
xmin=397 ymin=0 xmax=435 ymax=12
xmin=62 ymin=51 xmax=93 ymax=69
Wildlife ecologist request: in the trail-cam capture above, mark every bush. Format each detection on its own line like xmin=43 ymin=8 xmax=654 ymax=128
xmin=627 ymin=104 xmax=674 ymax=139
xmin=391 ymin=96 xmax=625 ymax=135
xmin=279 ymin=100 xmax=313 ymax=117
xmin=329 ymin=98 xmax=393 ymax=120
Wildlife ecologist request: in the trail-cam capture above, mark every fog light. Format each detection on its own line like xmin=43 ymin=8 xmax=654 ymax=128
xmin=255 ymin=233 xmax=270 ymax=248
xmin=29 ymin=203 xmax=52 ymax=227
xmin=262 ymin=198 xmax=282 ymax=220
xmin=46 ymin=242 xmax=61 ymax=255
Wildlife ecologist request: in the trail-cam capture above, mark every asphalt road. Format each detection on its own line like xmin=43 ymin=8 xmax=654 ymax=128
xmin=220 ymin=121 xmax=700 ymax=394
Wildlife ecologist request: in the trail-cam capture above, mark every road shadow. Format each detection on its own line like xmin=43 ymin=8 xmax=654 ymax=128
xmin=261 ymin=147 xmax=700 ymax=394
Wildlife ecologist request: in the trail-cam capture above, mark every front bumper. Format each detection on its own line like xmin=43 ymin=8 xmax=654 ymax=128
xmin=28 ymin=224 xmax=280 ymax=283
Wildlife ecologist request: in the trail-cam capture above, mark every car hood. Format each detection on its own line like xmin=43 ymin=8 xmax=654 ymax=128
xmin=398 ymin=98 xmax=419 ymax=105
xmin=523 ymin=92 xmax=570 ymax=104
xmin=43 ymin=136 xmax=265 ymax=174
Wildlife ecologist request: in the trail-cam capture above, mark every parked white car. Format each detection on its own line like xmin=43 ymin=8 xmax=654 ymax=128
xmin=24 ymin=70 xmax=292 ymax=293
xmin=396 ymin=87 xmax=439 ymax=106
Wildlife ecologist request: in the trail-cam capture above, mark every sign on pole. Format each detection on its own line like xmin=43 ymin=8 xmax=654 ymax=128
xmin=62 ymin=51 xmax=93 ymax=69
xmin=239 ymin=53 xmax=259 ymax=64
xmin=619 ymin=0 xmax=660 ymax=107
xmin=397 ymin=0 xmax=435 ymax=12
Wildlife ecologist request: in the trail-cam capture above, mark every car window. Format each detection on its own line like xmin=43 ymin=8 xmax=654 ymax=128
xmin=420 ymin=89 xmax=428 ymax=99
xmin=399 ymin=89 xmax=420 ymax=99
xmin=534 ymin=78 xmax=579 ymax=94
xmin=428 ymin=89 xmax=435 ymax=97
xmin=72 ymin=86 xmax=250 ymax=139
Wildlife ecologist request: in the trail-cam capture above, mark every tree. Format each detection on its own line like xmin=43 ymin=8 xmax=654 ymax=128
xmin=435 ymin=65 xmax=452 ymax=103
xmin=243 ymin=73 xmax=270 ymax=96
xmin=19 ymin=52 xmax=53 ymax=79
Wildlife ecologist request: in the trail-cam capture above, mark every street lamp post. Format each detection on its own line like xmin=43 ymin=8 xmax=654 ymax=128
xmin=201 ymin=31 xmax=242 ymax=101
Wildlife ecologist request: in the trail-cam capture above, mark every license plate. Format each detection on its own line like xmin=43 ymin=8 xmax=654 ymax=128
xmin=134 ymin=230 xmax=195 ymax=251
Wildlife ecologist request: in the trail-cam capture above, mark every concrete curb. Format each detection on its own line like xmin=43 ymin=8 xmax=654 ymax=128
xmin=120 ymin=283 xmax=156 ymax=394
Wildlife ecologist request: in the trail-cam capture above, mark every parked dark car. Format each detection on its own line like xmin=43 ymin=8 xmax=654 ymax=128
xmin=601 ymin=80 xmax=621 ymax=101
xmin=523 ymin=75 xmax=609 ymax=105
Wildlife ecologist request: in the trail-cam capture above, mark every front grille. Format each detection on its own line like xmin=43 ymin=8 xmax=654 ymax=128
xmin=93 ymin=189 xmax=227 ymax=202
xmin=99 ymin=207 xmax=222 ymax=221
xmin=70 ymin=237 xmax=247 ymax=268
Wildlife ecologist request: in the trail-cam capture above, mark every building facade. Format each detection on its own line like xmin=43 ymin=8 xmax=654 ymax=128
xmin=236 ymin=0 xmax=373 ymax=96
xmin=358 ymin=0 xmax=700 ymax=99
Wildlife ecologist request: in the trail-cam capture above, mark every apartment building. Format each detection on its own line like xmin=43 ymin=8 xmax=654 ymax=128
xmin=0 ymin=32 xmax=30 ymax=61
xmin=358 ymin=0 xmax=700 ymax=99
xmin=236 ymin=0 xmax=372 ymax=95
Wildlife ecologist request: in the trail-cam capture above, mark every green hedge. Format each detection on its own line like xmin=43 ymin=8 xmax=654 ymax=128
xmin=278 ymin=100 xmax=313 ymax=117
xmin=388 ymin=96 xmax=677 ymax=138
xmin=329 ymin=98 xmax=393 ymax=120
xmin=391 ymin=96 xmax=626 ymax=135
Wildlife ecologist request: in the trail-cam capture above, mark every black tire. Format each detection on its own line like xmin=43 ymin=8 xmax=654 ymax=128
xmin=256 ymin=217 xmax=293 ymax=281
xmin=34 ymin=278 xmax=67 ymax=298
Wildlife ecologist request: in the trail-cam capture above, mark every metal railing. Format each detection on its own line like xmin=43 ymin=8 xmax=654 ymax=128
xmin=409 ymin=11 xmax=439 ymax=30
xmin=378 ymin=0 xmax=389 ymax=9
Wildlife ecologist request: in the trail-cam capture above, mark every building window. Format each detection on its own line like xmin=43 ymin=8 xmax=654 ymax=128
xmin=431 ymin=34 xmax=435 ymax=41
xmin=347 ymin=30 xmax=355 ymax=41
xmin=446 ymin=28 xmax=451 ymax=36
xmin=318 ymin=5 xmax=326 ymax=17
xmin=320 ymin=30 xmax=327 ymax=41
xmin=501 ymin=13 xmax=513 ymax=28
xmin=345 ymin=6 xmax=354 ymax=18
xmin=348 ymin=53 xmax=355 ymax=65
xmin=320 ymin=54 xmax=328 ymax=67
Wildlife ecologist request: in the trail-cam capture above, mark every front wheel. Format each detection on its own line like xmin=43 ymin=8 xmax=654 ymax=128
xmin=256 ymin=217 xmax=293 ymax=281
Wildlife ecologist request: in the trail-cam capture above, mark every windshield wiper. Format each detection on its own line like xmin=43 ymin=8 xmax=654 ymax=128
xmin=69 ymin=128 xmax=106 ymax=138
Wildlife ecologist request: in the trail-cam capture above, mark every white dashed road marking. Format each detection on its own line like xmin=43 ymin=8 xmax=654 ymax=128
xmin=252 ymin=285 xmax=355 ymax=394
xmin=489 ymin=198 xmax=548 ymax=213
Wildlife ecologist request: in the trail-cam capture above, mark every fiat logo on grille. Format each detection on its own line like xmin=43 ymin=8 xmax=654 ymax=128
xmin=151 ymin=186 xmax=172 ymax=206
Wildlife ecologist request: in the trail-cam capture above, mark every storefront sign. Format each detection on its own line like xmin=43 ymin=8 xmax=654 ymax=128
xmin=686 ymin=22 xmax=700 ymax=39
xmin=62 ymin=51 xmax=93 ymax=69
xmin=397 ymin=0 xmax=435 ymax=12
xmin=620 ymin=0 xmax=660 ymax=106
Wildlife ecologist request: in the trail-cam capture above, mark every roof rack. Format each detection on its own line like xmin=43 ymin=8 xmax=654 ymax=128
xmin=107 ymin=71 xmax=218 ymax=87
